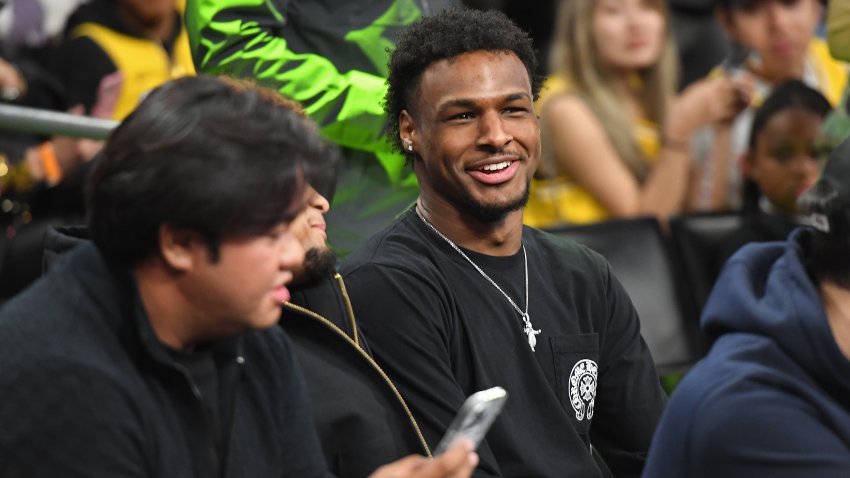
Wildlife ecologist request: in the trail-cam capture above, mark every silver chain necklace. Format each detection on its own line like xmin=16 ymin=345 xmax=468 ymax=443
xmin=415 ymin=207 xmax=542 ymax=351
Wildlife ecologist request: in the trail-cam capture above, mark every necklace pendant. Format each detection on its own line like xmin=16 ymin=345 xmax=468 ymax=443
xmin=522 ymin=313 xmax=541 ymax=352
xmin=415 ymin=208 xmax=540 ymax=351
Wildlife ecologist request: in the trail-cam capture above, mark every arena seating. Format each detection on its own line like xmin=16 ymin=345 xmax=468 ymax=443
xmin=546 ymin=217 xmax=706 ymax=376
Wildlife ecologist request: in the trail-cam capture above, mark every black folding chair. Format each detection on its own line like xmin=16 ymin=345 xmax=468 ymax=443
xmin=546 ymin=217 xmax=704 ymax=376
xmin=668 ymin=213 xmax=744 ymax=317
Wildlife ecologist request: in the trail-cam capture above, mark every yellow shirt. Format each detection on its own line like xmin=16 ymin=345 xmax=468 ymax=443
xmin=525 ymin=77 xmax=661 ymax=228
xmin=70 ymin=10 xmax=195 ymax=120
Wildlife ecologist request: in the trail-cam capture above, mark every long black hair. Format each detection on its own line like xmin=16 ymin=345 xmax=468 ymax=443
xmin=88 ymin=75 xmax=340 ymax=266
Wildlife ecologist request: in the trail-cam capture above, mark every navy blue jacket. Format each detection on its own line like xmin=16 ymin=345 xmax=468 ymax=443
xmin=644 ymin=228 xmax=850 ymax=477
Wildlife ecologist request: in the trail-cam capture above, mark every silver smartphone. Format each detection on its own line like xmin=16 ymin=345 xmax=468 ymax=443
xmin=433 ymin=386 xmax=508 ymax=455
xmin=722 ymin=41 xmax=756 ymax=77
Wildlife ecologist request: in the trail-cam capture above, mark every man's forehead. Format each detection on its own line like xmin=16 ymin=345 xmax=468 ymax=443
xmin=416 ymin=50 xmax=532 ymax=105
xmin=435 ymin=92 xmax=532 ymax=111
xmin=423 ymin=50 xmax=526 ymax=77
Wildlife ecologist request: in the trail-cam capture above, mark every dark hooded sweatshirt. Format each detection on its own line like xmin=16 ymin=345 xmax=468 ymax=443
xmin=644 ymin=228 xmax=850 ymax=477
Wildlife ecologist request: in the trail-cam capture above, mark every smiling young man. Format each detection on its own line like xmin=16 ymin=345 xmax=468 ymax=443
xmin=0 ymin=76 xmax=478 ymax=478
xmin=340 ymin=8 xmax=667 ymax=477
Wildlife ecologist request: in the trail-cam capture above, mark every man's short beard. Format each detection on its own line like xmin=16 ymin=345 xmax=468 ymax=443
xmin=300 ymin=247 xmax=338 ymax=284
xmin=455 ymin=183 xmax=530 ymax=223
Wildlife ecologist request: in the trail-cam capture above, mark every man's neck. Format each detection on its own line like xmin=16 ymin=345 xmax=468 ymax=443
xmin=134 ymin=261 xmax=200 ymax=352
xmin=416 ymin=196 xmax=524 ymax=256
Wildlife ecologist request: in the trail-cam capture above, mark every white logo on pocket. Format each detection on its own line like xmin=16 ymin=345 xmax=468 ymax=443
xmin=569 ymin=359 xmax=598 ymax=421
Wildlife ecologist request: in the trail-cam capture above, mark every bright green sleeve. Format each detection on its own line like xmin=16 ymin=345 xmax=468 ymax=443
xmin=184 ymin=0 xmax=397 ymax=164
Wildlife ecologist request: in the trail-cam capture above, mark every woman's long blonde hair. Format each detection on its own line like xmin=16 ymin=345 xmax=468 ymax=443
xmin=548 ymin=0 xmax=678 ymax=180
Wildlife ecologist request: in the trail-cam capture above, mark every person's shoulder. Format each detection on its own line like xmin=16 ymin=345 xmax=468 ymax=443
xmin=52 ymin=32 xmax=116 ymax=100
xmin=0 ymin=262 xmax=89 ymax=341
xmin=651 ymin=329 xmax=850 ymax=476
xmin=0 ymin=243 xmax=136 ymax=363
xmin=56 ymin=33 xmax=111 ymax=68
xmin=648 ymin=334 xmax=770 ymax=448
xmin=536 ymin=74 xmax=575 ymax=110
xmin=663 ymin=340 xmax=836 ymax=470
xmin=666 ymin=331 xmax=811 ymax=431
xmin=540 ymin=90 xmax=593 ymax=124
xmin=539 ymin=92 xmax=617 ymax=162
xmin=0 ymin=351 xmax=148 ymax=476
xmin=0 ymin=329 xmax=139 ymax=418
xmin=526 ymin=226 xmax=611 ymax=276
xmin=341 ymin=213 xmax=441 ymax=276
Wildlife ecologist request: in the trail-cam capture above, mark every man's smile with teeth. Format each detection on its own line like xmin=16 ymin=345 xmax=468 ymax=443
xmin=479 ymin=161 xmax=512 ymax=172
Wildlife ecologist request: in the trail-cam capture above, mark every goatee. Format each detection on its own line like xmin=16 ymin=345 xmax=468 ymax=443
xmin=300 ymin=247 xmax=338 ymax=284
xmin=456 ymin=182 xmax=530 ymax=223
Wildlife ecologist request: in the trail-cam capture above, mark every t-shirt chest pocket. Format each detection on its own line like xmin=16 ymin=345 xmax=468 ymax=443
xmin=551 ymin=333 xmax=599 ymax=437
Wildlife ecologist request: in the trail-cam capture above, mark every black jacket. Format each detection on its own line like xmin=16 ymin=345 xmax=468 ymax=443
xmin=0 ymin=237 xmax=331 ymax=477
xmin=283 ymin=273 xmax=430 ymax=478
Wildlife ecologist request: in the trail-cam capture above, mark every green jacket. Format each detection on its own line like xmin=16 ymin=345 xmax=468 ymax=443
xmin=185 ymin=0 xmax=455 ymax=254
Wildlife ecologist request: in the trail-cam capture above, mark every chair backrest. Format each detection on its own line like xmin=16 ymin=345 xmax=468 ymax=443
xmin=669 ymin=213 xmax=744 ymax=316
xmin=546 ymin=217 xmax=703 ymax=375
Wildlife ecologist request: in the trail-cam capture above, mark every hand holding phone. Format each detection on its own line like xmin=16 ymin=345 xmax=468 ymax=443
xmin=433 ymin=386 xmax=508 ymax=455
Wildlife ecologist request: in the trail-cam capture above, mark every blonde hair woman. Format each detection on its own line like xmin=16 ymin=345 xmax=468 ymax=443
xmin=525 ymin=0 xmax=748 ymax=227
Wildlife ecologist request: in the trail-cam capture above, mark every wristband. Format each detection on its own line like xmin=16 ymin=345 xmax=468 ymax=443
xmin=39 ymin=141 xmax=62 ymax=185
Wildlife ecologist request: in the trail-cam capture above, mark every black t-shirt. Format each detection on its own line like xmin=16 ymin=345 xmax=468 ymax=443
xmin=341 ymin=209 xmax=667 ymax=477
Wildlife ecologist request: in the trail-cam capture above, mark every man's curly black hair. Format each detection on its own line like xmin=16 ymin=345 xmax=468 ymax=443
xmin=384 ymin=7 xmax=541 ymax=158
